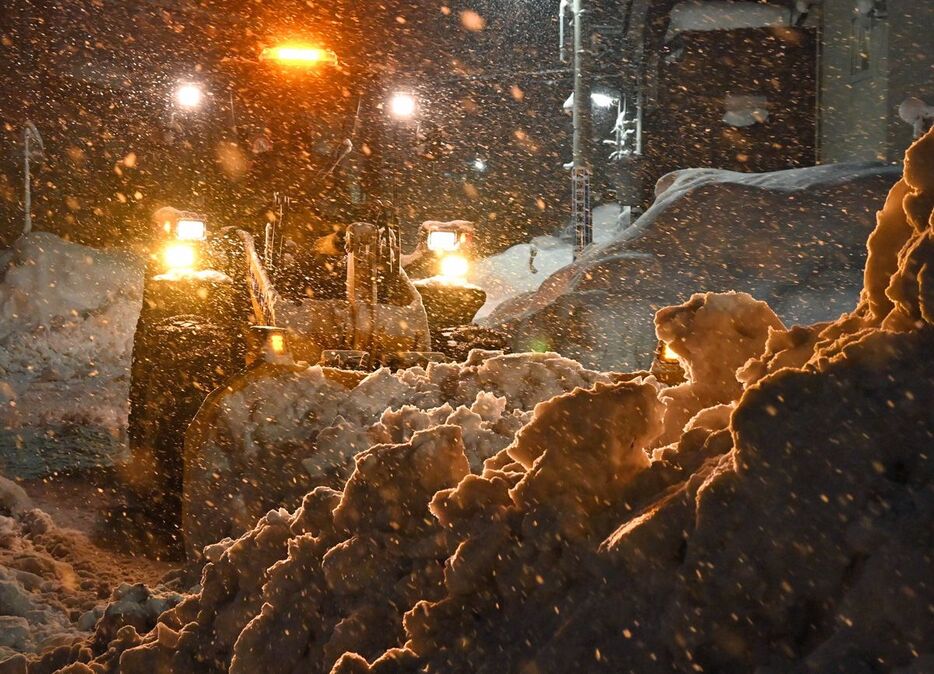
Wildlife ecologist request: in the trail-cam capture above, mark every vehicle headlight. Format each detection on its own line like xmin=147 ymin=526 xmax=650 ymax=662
xmin=163 ymin=242 xmax=197 ymax=271
xmin=176 ymin=219 xmax=207 ymax=241
xmin=660 ymin=342 xmax=679 ymax=363
xmin=439 ymin=254 xmax=469 ymax=279
xmin=427 ymin=230 xmax=459 ymax=252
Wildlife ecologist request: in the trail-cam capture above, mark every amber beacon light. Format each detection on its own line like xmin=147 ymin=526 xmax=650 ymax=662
xmin=262 ymin=44 xmax=338 ymax=66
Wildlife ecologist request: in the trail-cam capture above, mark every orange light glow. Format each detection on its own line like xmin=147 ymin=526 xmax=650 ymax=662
xmin=662 ymin=342 xmax=679 ymax=362
xmin=262 ymin=45 xmax=337 ymax=66
xmin=270 ymin=333 xmax=286 ymax=354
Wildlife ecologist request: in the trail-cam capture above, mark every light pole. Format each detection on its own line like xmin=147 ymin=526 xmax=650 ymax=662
xmin=562 ymin=0 xmax=594 ymax=257
xmin=22 ymin=121 xmax=44 ymax=238
xmin=387 ymin=91 xmax=419 ymax=236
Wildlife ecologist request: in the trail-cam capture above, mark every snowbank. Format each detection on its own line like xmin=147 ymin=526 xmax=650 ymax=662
xmin=0 ymin=474 xmax=178 ymax=663
xmin=182 ymin=351 xmax=616 ymax=556
xmin=328 ymin=129 xmax=933 ymax=673
xmin=469 ymin=203 xmax=624 ymax=319
xmin=0 ymin=234 xmax=142 ymax=477
xmin=18 ymin=128 xmax=931 ymax=674
xmin=485 ymin=162 xmax=902 ymax=370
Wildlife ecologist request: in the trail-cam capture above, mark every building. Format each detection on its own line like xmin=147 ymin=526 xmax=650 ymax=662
xmin=816 ymin=0 xmax=934 ymax=163
xmin=602 ymin=0 xmax=933 ymax=214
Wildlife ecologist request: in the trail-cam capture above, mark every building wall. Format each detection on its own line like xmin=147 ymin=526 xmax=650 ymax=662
xmin=632 ymin=26 xmax=816 ymax=209
xmin=819 ymin=0 xmax=934 ymax=163
xmin=884 ymin=0 xmax=934 ymax=160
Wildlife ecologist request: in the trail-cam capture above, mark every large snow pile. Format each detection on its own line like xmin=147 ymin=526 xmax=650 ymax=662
xmin=14 ymin=128 xmax=931 ymax=674
xmin=0 ymin=474 xmax=178 ymax=664
xmin=485 ymin=162 xmax=902 ymax=370
xmin=469 ymin=204 xmax=625 ymax=319
xmin=182 ymin=352 xmax=616 ymax=557
xmin=0 ymin=234 xmax=142 ymax=477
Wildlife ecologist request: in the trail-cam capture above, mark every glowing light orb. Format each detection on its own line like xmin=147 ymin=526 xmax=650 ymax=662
xmin=439 ymin=254 xmax=469 ymax=279
xmin=389 ymin=92 xmax=417 ymax=119
xmin=174 ymin=83 xmax=204 ymax=109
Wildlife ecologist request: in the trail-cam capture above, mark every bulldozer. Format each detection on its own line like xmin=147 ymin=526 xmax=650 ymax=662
xmin=118 ymin=205 xmax=500 ymax=554
xmin=403 ymin=220 xmax=512 ymax=361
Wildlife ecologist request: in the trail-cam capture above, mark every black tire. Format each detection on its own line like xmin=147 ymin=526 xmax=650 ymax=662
xmin=118 ymin=313 xmax=244 ymax=555
xmin=113 ymin=242 xmax=251 ymax=555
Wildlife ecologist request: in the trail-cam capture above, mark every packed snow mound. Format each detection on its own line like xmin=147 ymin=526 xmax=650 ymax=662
xmin=12 ymin=131 xmax=934 ymax=674
xmin=486 ymin=161 xmax=902 ymax=370
xmin=653 ymin=291 xmax=784 ymax=447
xmin=0 ymin=474 xmax=179 ymax=663
xmin=182 ymin=351 xmax=616 ymax=557
xmin=469 ymin=203 xmax=626 ymax=319
xmin=0 ymin=234 xmax=142 ymax=468
xmin=326 ymin=130 xmax=932 ymax=674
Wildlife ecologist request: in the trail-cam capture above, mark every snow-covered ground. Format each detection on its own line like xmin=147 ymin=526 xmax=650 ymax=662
xmin=0 ymin=234 xmax=143 ymax=477
xmin=2 ymin=130 xmax=933 ymax=673
xmin=469 ymin=203 xmax=624 ymax=319
xmin=0 ymin=474 xmax=173 ymax=661
xmin=666 ymin=0 xmax=791 ymax=40
xmin=483 ymin=162 xmax=902 ymax=370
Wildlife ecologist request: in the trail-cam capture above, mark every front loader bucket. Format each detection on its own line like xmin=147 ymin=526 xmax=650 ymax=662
xmin=413 ymin=278 xmax=487 ymax=332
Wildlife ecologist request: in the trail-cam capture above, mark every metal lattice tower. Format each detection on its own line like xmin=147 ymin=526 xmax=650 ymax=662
xmin=572 ymin=166 xmax=593 ymax=255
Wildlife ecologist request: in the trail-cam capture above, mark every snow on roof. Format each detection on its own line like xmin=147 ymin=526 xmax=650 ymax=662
xmin=667 ymin=0 xmax=791 ymax=40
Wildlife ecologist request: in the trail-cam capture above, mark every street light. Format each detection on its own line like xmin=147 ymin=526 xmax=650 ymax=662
xmin=389 ymin=92 xmax=418 ymax=120
xmin=174 ymin=82 xmax=204 ymax=110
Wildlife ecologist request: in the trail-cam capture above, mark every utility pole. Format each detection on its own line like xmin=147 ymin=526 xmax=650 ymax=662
xmin=570 ymin=0 xmax=593 ymax=257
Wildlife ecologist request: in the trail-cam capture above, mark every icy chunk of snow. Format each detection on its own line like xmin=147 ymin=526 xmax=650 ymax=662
xmin=0 ymin=233 xmax=142 ymax=462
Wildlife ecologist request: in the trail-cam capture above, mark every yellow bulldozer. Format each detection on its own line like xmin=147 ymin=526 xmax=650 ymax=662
xmin=117 ymin=207 xmax=504 ymax=554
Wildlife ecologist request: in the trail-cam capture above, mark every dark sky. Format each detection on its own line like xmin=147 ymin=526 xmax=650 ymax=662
xmin=0 ymin=0 xmax=575 ymax=247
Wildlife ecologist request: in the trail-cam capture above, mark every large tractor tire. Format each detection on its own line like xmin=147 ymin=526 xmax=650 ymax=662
xmin=113 ymin=252 xmax=250 ymax=556
xmin=118 ymin=313 xmax=243 ymax=556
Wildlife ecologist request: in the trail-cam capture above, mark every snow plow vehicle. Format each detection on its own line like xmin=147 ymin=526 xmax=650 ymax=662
xmin=406 ymin=220 xmax=511 ymax=361
xmin=119 ymin=208 xmax=500 ymax=552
